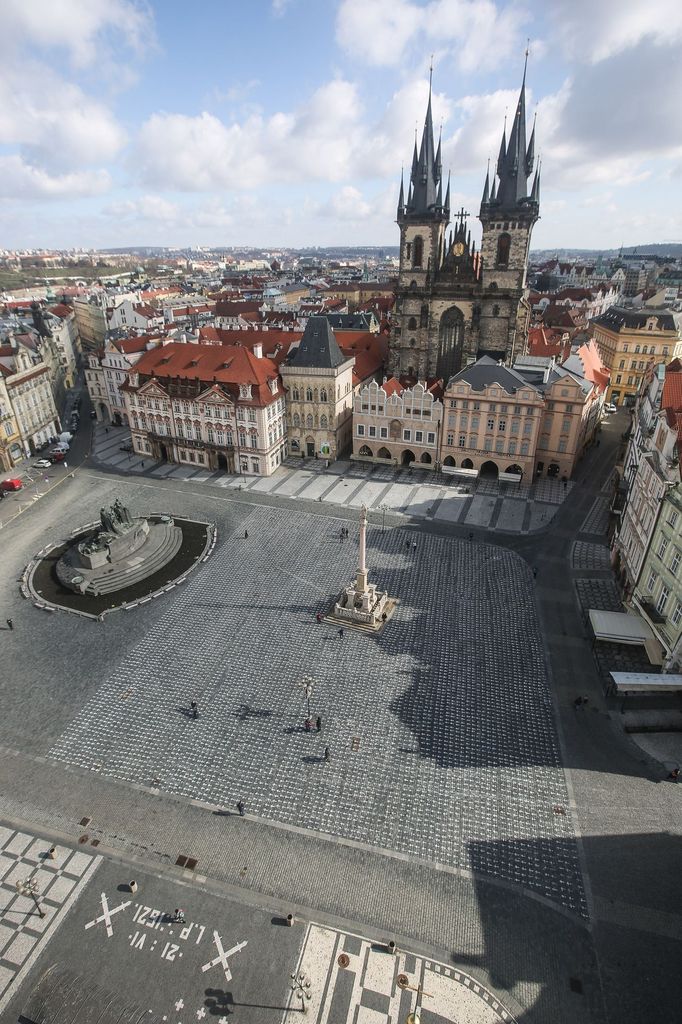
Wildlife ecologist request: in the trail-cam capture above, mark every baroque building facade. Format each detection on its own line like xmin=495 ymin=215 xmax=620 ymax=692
xmin=390 ymin=64 xmax=540 ymax=382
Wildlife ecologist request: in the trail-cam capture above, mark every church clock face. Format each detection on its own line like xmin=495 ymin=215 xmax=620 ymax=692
xmin=453 ymin=242 xmax=464 ymax=256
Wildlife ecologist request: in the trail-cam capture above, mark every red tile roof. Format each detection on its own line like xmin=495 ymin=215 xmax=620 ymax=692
xmin=125 ymin=342 xmax=281 ymax=406
xmin=215 ymin=299 xmax=262 ymax=318
xmin=134 ymin=303 xmax=160 ymax=319
xmin=661 ymin=361 xmax=682 ymax=413
xmin=48 ymin=303 xmax=72 ymax=318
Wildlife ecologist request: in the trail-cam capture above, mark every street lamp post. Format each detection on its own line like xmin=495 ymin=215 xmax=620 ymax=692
xmin=290 ymin=972 xmax=312 ymax=1013
xmin=297 ymin=676 xmax=315 ymax=720
xmin=15 ymin=877 xmax=45 ymax=918
xmin=378 ymin=503 xmax=389 ymax=533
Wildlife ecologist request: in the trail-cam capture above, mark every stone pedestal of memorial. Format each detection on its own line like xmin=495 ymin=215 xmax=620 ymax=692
xmin=331 ymin=506 xmax=397 ymax=631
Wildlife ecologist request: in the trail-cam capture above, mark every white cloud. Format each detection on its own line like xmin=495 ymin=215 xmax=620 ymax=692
xmin=105 ymin=194 xmax=179 ymax=221
xmin=0 ymin=0 xmax=153 ymax=67
xmin=135 ymin=80 xmax=364 ymax=190
xmin=549 ymin=0 xmax=682 ymax=63
xmin=335 ymin=0 xmax=529 ymax=73
xmin=0 ymin=155 xmax=111 ymax=199
xmin=0 ymin=64 xmax=125 ymax=171
xmin=318 ymin=186 xmax=373 ymax=220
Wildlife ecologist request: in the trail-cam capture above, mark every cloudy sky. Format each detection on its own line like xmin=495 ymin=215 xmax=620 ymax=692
xmin=1 ymin=0 xmax=681 ymax=251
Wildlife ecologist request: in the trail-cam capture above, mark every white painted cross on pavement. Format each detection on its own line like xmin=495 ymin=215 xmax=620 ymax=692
xmin=84 ymin=892 xmax=131 ymax=938
xmin=201 ymin=932 xmax=247 ymax=982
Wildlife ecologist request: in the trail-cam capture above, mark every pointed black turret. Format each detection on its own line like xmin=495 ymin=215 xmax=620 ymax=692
xmin=398 ymin=73 xmax=447 ymax=223
xmin=480 ymin=54 xmax=538 ymax=218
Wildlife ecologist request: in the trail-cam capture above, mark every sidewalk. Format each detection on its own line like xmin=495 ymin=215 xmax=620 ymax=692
xmin=90 ymin=424 xmax=574 ymax=534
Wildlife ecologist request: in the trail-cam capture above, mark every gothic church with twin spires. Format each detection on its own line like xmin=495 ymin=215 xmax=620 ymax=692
xmin=390 ymin=63 xmax=540 ymax=382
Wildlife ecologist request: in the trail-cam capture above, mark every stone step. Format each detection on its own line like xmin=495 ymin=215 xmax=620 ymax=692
xmin=88 ymin=524 xmax=182 ymax=595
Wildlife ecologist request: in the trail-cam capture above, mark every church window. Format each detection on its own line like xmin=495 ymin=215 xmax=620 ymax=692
xmin=406 ymin=242 xmax=412 ymax=261
xmin=420 ymin=304 xmax=429 ymax=328
xmin=412 ymin=236 xmax=423 ymax=268
xmin=306 ymin=414 xmax=314 ymax=428
xmin=496 ymin=233 xmax=511 ymax=267
xmin=408 ymin=317 xmax=417 ymax=330
xmin=293 ymin=413 xmax=300 ymax=427
xmin=293 ymin=387 xmax=300 ymax=400
xmin=493 ymin=305 xmax=500 ymax=317
xmin=306 ymin=387 xmax=313 ymax=401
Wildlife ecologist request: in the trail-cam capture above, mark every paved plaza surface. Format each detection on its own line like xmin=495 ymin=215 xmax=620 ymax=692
xmin=91 ymin=423 xmax=573 ymax=535
xmin=0 ymin=826 xmax=523 ymax=1024
xmin=0 ymin=403 xmax=680 ymax=1023
xmin=46 ymin=499 xmax=584 ymax=915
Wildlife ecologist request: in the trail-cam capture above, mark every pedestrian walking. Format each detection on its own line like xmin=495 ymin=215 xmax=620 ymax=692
xmin=412 ymin=541 xmax=417 ymax=550
xmin=338 ymin=628 xmax=344 ymax=639
xmin=244 ymin=529 xmax=249 ymax=539
xmin=532 ymin=567 xmax=538 ymax=578
xmin=316 ymin=715 xmax=322 ymax=732
xmin=324 ymin=746 xmax=330 ymax=763
xmin=140 ymin=460 xmax=145 ymax=468
xmin=596 ymin=439 xmax=601 ymax=447
xmin=668 ymin=768 xmax=680 ymax=781
xmin=190 ymin=700 xmax=198 ymax=720
xmin=468 ymin=532 xmax=473 ymax=541
xmin=315 ymin=612 xmax=322 ymax=624
xmin=573 ymin=696 xmax=584 ymax=709
xmin=6 ymin=618 xmax=13 ymax=631
xmin=237 ymin=800 xmax=245 ymax=816
xmin=173 ymin=908 xmax=186 ymax=923
xmin=105 ymin=427 xmax=109 ymax=434
xmin=305 ymin=718 xmax=312 ymax=731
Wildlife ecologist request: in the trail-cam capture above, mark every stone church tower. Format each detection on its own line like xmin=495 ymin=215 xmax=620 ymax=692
xmin=391 ymin=62 xmax=540 ymax=382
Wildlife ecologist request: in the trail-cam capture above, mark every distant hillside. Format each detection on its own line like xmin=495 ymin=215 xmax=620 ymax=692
xmin=532 ymin=243 xmax=682 ymax=259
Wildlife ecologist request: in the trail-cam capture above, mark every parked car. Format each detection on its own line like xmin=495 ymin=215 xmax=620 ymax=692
xmin=33 ymin=459 xmax=52 ymax=469
xmin=1 ymin=478 xmax=23 ymax=492
xmin=49 ymin=451 xmax=66 ymax=463
xmin=51 ymin=442 xmax=69 ymax=452
xmin=119 ymin=441 xmax=133 ymax=452
xmin=604 ymin=403 xmax=618 ymax=414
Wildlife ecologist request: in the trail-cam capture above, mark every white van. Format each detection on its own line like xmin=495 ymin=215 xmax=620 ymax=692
xmin=58 ymin=431 xmax=73 ymax=445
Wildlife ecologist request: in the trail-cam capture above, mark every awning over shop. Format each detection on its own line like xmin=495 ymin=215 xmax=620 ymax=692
xmin=589 ymin=609 xmax=663 ymax=665
xmin=588 ymin=610 xmax=654 ymax=645
xmin=609 ymin=672 xmax=682 ymax=694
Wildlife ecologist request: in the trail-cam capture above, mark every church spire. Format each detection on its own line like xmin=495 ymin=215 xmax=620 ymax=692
xmin=481 ymin=159 xmax=490 ymax=205
xmin=397 ymin=170 xmax=405 ymax=219
xmin=484 ymin=49 xmax=538 ymax=216
xmin=444 ymin=171 xmax=451 ymax=215
xmin=403 ymin=65 xmax=444 ymax=219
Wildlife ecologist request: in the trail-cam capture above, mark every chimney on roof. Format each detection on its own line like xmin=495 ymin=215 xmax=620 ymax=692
xmin=253 ymin=342 xmax=263 ymax=359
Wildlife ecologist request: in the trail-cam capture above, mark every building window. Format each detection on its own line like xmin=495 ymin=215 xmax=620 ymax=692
xmin=306 ymin=388 xmax=313 ymax=401
xmin=306 ymin=414 xmax=313 ymax=428
xmin=380 ymin=427 xmax=388 ymax=438
xmin=412 ymin=235 xmax=423 ymax=268
xmin=671 ymin=549 xmax=681 ymax=575
xmin=667 ymin=511 xmax=679 ymax=528
xmin=498 ymin=419 xmax=506 ymax=431
xmin=427 ymin=432 xmax=435 ymax=444
xmin=495 ymin=439 xmax=504 ymax=453
xmin=368 ymin=425 xmax=376 ymax=437
xmin=292 ymin=387 xmax=300 ymax=400
xmin=447 ymin=433 xmax=454 ymax=446
xmin=658 ymin=538 xmax=669 ymax=559
xmin=320 ymin=414 xmax=328 ymax=428
xmin=496 ymin=232 xmax=511 ymax=267
xmin=656 ymin=585 xmax=670 ymax=615
xmin=487 ymin=418 xmax=495 ymax=430
xmin=357 ymin=424 xmax=365 ymax=437
xmin=484 ymin=438 xmax=492 ymax=451
xmin=672 ymin=603 xmax=682 ymax=627
xmin=616 ymin=374 xmax=622 ymax=384
xmin=520 ymin=441 xmax=530 ymax=455
xmin=415 ymin=430 xmax=423 ymax=443
xmin=558 ymin=440 xmax=567 ymax=453
xmin=562 ymin=419 xmax=571 ymax=433
xmin=647 ymin=569 xmax=658 ymax=591
xmin=403 ymin=429 xmax=411 ymax=441
xmin=293 ymin=413 xmax=300 ymax=427
xmin=508 ymin=441 xmax=517 ymax=455
xmin=320 ymin=389 xmax=328 ymax=402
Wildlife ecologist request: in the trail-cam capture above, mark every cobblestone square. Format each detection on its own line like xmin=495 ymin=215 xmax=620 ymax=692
xmin=49 ymin=503 xmax=586 ymax=915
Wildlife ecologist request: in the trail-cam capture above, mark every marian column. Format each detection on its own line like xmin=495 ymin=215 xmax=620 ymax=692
xmin=356 ymin=505 xmax=368 ymax=594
